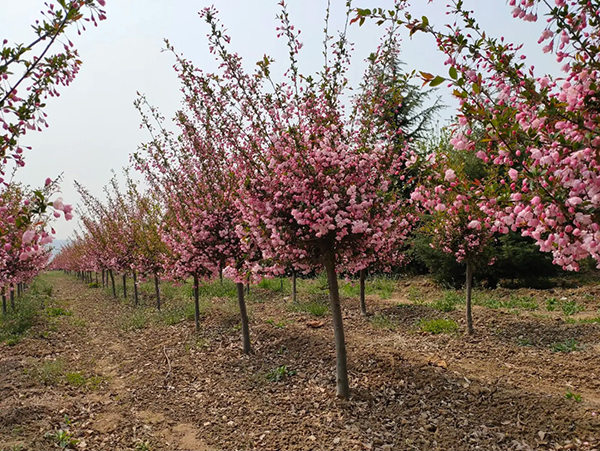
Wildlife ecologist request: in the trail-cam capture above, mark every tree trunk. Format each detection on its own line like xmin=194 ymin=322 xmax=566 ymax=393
xmin=193 ymin=274 xmax=200 ymax=332
xmin=466 ymin=262 xmax=474 ymax=336
xmin=323 ymin=252 xmax=350 ymax=399
xmin=133 ymin=270 xmax=139 ymax=306
xmin=246 ymin=283 xmax=250 ymax=295
xmin=95 ymin=272 xmax=98 ymax=285
xmin=102 ymin=269 xmax=105 ymax=288
xmin=10 ymin=285 xmax=15 ymax=310
xmin=359 ymin=269 xmax=367 ymax=316
xmin=280 ymin=277 xmax=283 ymax=292
xmin=122 ymin=274 xmax=127 ymax=299
xmin=236 ymin=282 xmax=251 ymax=354
xmin=219 ymin=268 xmax=223 ymax=285
xmin=109 ymin=270 xmax=116 ymax=298
xmin=2 ymin=286 xmax=6 ymax=315
xmin=292 ymin=270 xmax=297 ymax=304
xmin=154 ymin=274 xmax=161 ymax=311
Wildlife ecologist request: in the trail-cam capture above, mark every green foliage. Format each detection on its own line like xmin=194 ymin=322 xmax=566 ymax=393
xmin=266 ymin=365 xmax=296 ymax=382
xmin=546 ymin=297 xmax=559 ymax=311
xmin=0 ymin=276 xmax=56 ymax=344
xmin=65 ymin=371 xmax=86 ymax=387
xmin=551 ymin=339 xmax=580 ymax=353
xmin=88 ymin=282 xmax=100 ymax=288
xmin=431 ymin=290 xmax=463 ymax=312
xmin=410 ymin=229 xmax=559 ymax=289
xmin=134 ymin=442 xmax=151 ymax=451
xmin=578 ymin=316 xmax=600 ymax=324
xmin=562 ymin=300 xmax=585 ymax=316
xmin=45 ymin=429 xmax=78 ymax=449
xmin=339 ymin=274 xmax=397 ymax=300
xmin=565 ymin=391 xmax=582 ymax=402
xmin=370 ymin=313 xmax=397 ymax=330
xmin=474 ymin=294 xmax=537 ymax=311
xmin=407 ymin=286 xmax=424 ymax=304
xmin=120 ymin=310 xmax=149 ymax=331
xmin=258 ymin=278 xmax=288 ymax=293
xmin=290 ymin=300 xmax=329 ymax=317
xmin=46 ymin=307 xmax=72 ymax=317
xmin=29 ymin=359 xmax=64 ymax=385
xmin=265 ymin=318 xmax=287 ymax=329
xmin=419 ymin=318 xmax=458 ymax=334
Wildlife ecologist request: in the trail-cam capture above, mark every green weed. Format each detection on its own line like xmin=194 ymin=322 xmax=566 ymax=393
xmin=266 ymin=365 xmax=296 ymax=382
xmin=31 ymin=359 xmax=65 ymax=385
xmin=546 ymin=297 xmax=559 ymax=312
xmin=45 ymin=429 xmax=78 ymax=449
xmin=562 ymin=300 xmax=585 ymax=316
xmin=120 ymin=310 xmax=149 ymax=331
xmin=370 ymin=313 xmax=397 ymax=330
xmin=290 ymin=300 xmax=329 ymax=317
xmin=407 ymin=286 xmax=424 ymax=304
xmin=551 ymin=339 xmax=580 ymax=353
xmin=266 ymin=318 xmax=287 ymax=329
xmin=565 ymin=391 xmax=582 ymax=402
xmin=46 ymin=307 xmax=72 ymax=317
xmin=431 ymin=290 xmax=463 ymax=312
xmin=419 ymin=318 xmax=458 ymax=334
xmin=419 ymin=318 xmax=459 ymax=334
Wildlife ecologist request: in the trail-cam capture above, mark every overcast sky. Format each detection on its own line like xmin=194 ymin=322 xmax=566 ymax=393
xmin=1 ymin=1 xmax=560 ymax=239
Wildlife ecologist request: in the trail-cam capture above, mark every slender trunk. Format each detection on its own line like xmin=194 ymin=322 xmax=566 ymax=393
xmin=466 ymin=262 xmax=474 ymax=335
xmin=122 ymin=274 xmax=127 ymax=299
xmin=292 ymin=270 xmax=297 ymax=304
xmin=102 ymin=269 xmax=105 ymax=288
xmin=236 ymin=282 xmax=251 ymax=354
xmin=359 ymin=269 xmax=367 ymax=316
xmin=219 ymin=268 xmax=223 ymax=285
xmin=10 ymin=285 xmax=15 ymax=310
xmin=95 ymin=272 xmax=98 ymax=285
xmin=323 ymin=252 xmax=350 ymax=399
xmin=154 ymin=274 xmax=161 ymax=311
xmin=109 ymin=270 xmax=116 ymax=298
xmin=193 ymin=274 xmax=200 ymax=332
xmin=2 ymin=286 xmax=6 ymax=315
xmin=133 ymin=270 xmax=139 ymax=306
xmin=280 ymin=277 xmax=283 ymax=292
xmin=17 ymin=283 xmax=21 ymax=298
xmin=246 ymin=283 xmax=250 ymax=295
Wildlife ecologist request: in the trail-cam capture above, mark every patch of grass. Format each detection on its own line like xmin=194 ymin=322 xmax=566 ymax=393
xmin=134 ymin=441 xmax=151 ymax=451
xmin=407 ymin=286 xmax=424 ymax=305
xmin=265 ymin=318 xmax=287 ymax=329
xmin=46 ymin=307 xmax=72 ymax=317
xmin=475 ymin=294 xmax=538 ymax=311
xmin=120 ymin=310 xmax=149 ymax=331
xmin=516 ymin=336 xmax=533 ymax=347
xmin=29 ymin=359 xmax=65 ymax=385
xmin=370 ymin=313 xmax=397 ymax=330
xmin=562 ymin=300 xmax=585 ymax=316
xmin=88 ymin=282 xmax=100 ymax=288
xmin=65 ymin=371 xmax=86 ymax=387
xmin=578 ymin=316 xmax=600 ymax=324
xmin=45 ymin=429 xmax=78 ymax=449
xmin=369 ymin=275 xmax=397 ymax=300
xmin=551 ymin=339 xmax=580 ymax=353
xmin=266 ymin=365 xmax=296 ymax=382
xmin=258 ymin=278 xmax=288 ymax=293
xmin=71 ymin=318 xmax=87 ymax=328
xmin=419 ymin=318 xmax=458 ymax=334
xmin=565 ymin=391 xmax=582 ymax=402
xmin=290 ymin=299 xmax=329 ymax=317
xmin=431 ymin=290 xmax=463 ymax=312
xmin=546 ymin=297 xmax=559 ymax=312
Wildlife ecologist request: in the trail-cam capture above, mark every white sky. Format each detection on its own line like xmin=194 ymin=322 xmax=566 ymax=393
xmin=1 ymin=1 xmax=560 ymax=239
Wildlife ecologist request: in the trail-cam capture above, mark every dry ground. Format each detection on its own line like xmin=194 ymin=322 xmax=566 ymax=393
xmin=1 ymin=272 xmax=600 ymax=450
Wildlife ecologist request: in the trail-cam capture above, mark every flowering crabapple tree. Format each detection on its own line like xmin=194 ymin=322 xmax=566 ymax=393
xmin=133 ymin=96 xmax=256 ymax=347
xmin=412 ymin=136 xmax=501 ymax=334
xmin=169 ymin=3 xmax=417 ymax=398
xmin=0 ymin=177 xmax=71 ymax=312
xmin=1 ymin=0 xmax=106 ymax=173
xmin=358 ymin=1 xmax=600 ymax=273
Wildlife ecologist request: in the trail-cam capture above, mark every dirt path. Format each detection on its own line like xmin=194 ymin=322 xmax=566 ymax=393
xmin=1 ymin=273 xmax=600 ymax=450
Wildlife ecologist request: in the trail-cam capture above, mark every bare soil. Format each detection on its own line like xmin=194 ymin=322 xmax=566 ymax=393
xmin=1 ymin=273 xmax=600 ymax=450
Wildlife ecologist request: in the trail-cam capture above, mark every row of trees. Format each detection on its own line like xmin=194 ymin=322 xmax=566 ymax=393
xmin=0 ymin=1 xmax=106 ymax=302
xmin=54 ymin=0 xmax=599 ymax=398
